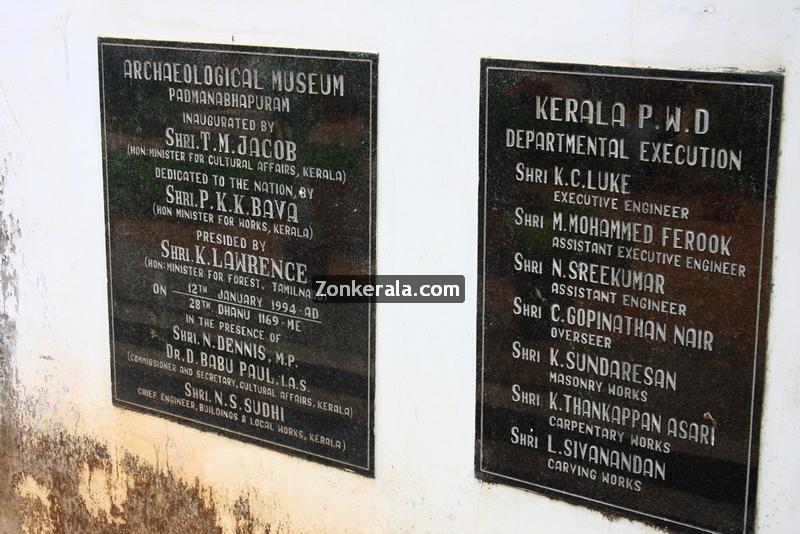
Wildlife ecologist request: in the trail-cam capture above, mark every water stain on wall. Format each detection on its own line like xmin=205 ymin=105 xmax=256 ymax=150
xmin=0 ymin=152 xmax=22 ymax=533
xmin=0 ymin=154 xmax=288 ymax=534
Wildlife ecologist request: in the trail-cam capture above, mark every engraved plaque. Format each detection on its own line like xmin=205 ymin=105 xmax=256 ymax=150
xmin=100 ymin=38 xmax=376 ymax=474
xmin=476 ymin=60 xmax=782 ymax=532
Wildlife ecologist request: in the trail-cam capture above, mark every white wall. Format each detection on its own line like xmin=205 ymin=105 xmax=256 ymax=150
xmin=1 ymin=1 xmax=798 ymax=532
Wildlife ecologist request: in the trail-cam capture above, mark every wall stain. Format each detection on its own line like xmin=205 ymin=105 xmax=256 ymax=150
xmin=3 ymin=401 xmax=292 ymax=533
xmin=1 ymin=151 xmax=22 ymax=533
xmin=0 ymin=153 xmax=289 ymax=534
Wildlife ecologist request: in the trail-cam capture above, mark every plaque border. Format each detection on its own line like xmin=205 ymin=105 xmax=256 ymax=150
xmin=475 ymin=58 xmax=783 ymax=533
xmin=99 ymin=37 xmax=377 ymax=476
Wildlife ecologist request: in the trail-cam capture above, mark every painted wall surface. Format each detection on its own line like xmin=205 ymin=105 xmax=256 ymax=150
xmin=1 ymin=1 xmax=799 ymax=532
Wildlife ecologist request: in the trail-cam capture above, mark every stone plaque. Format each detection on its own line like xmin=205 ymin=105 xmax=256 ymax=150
xmin=476 ymin=60 xmax=782 ymax=532
xmin=99 ymin=38 xmax=376 ymax=475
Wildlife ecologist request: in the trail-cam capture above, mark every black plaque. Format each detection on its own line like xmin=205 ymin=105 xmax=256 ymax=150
xmin=476 ymin=60 xmax=781 ymax=532
xmin=100 ymin=38 xmax=376 ymax=475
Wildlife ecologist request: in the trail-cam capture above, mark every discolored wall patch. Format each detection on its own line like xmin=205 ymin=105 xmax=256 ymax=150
xmin=0 ymin=152 xmax=294 ymax=534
